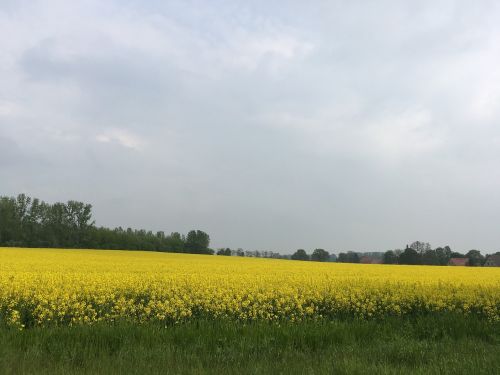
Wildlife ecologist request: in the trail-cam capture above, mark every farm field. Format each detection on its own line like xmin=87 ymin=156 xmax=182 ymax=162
xmin=1 ymin=247 xmax=500 ymax=374
xmin=1 ymin=247 xmax=500 ymax=327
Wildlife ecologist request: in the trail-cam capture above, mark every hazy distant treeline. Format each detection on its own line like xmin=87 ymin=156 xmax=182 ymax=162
xmin=335 ymin=241 xmax=499 ymax=266
xmin=2 ymin=194 xmax=499 ymax=265
xmin=0 ymin=194 xmax=212 ymax=254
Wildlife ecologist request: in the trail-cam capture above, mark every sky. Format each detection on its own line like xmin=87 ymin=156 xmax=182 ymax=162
xmin=1 ymin=1 xmax=500 ymax=253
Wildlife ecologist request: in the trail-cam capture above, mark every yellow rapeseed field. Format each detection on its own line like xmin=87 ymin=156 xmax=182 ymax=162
xmin=1 ymin=247 xmax=499 ymax=327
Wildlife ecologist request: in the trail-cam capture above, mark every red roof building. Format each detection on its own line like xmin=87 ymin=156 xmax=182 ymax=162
xmin=448 ymin=258 xmax=469 ymax=266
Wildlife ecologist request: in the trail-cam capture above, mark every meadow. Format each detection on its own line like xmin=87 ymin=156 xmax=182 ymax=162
xmin=1 ymin=316 xmax=499 ymax=374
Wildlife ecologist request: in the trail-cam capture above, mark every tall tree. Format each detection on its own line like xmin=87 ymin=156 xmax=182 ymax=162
xmin=0 ymin=197 xmax=17 ymax=245
xmin=422 ymin=249 xmax=439 ymax=265
xmin=185 ymin=230 xmax=211 ymax=254
xmin=337 ymin=251 xmax=360 ymax=263
xmin=217 ymin=248 xmax=232 ymax=256
xmin=399 ymin=247 xmax=421 ymax=265
xmin=311 ymin=248 xmax=330 ymax=262
xmin=383 ymin=250 xmax=398 ymax=264
xmin=0 ymin=194 xmax=215 ymax=255
xmin=434 ymin=247 xmax=452 ymax=266
xmin=466 ymin=250 xmax=484 ymax=266
xmin=410 ymin=241 xmax=431 ymax=255
xmin=291 ymin=249 xmax=309 ymax=261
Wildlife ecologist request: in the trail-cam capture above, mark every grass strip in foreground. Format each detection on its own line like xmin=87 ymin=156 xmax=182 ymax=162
xmin=1 ymin=315 xmax=499 ymax=375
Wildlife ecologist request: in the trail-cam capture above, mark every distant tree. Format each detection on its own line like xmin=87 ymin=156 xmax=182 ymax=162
xmin=168 ymin=232 xmax=185 ymax=252
xmin=270 ymin=252 xmax=281 ymax=259
xmin=217 ymin=248 xmax=232 ymax=256
xmin=337 ymin=251 xmax=360 ymax=263
xmin=65 ymin=200 xmax=94 ymax=247
xmin=410 ymin=241 xmax=431 ymax=255
xmin=383 ymin=250 xmax=398 ymax=264
xmin=0 ymin=196 xmax=18 ymax=245
xmin=337 ymin=253 xmax=347 ymax=262
xmin=466 ymin=250 xmax=484 ymax=266
xmin=399 ymin=247 xmax=421 ymax=265
xmin=311 ymin=248 xmax=330 ymax=262
xmin=236 ymin=248 xmax=245 ymax=257
xmin=291 ymin=249 xmax=309 ymax=261
xmin=421 ymin=249 xmax=439 ymax=265
xmin=180 ymin=230 xmax=211 ymax=254
xmin=434 ymin=246 xmax=452 ymax=266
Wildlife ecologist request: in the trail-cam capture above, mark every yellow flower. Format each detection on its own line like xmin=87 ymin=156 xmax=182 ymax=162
xmin=0 ymin=247 xmax=499 ymax=327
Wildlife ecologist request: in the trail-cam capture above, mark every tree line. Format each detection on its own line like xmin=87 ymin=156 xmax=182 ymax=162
xmin=216 ymin=248 xmax=335 ymax=262
xmin=290 ymin=248 xmax=333 ymax=262
xmin=2 ymin=195 xmax=498 ymax=265
xmin=336 ymin=241 xmax=498 ymax=266
xmin=0 ymin=194 xmax=212 ymax=254
xmin=223 ymin=244 xmax=498 ymax=266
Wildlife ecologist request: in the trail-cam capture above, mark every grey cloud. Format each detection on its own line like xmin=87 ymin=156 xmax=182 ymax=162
xmin=1 ymin=0 xmax=500 ymax=253
xmin=0 ymin=136 xmax=24 ymax=167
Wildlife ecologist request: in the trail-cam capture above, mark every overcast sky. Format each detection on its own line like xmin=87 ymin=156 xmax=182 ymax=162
xmin=1 ymin=1 xmax=500 ymax=253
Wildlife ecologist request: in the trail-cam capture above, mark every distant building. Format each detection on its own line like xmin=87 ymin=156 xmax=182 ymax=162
xmin=484 ymin=255 xmax=500 ymax=267
xmin=448 ymin=258 xmax=469 ymax=266
xmin=360 ymin=256 xmax=383 ymax=264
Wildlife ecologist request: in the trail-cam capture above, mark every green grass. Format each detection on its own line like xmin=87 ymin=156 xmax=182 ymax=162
xmin=1 ymin=316 xmax=499 ymax=374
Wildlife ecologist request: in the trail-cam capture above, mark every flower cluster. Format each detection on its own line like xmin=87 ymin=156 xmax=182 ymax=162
xmin=1 ymin=248 xmax=499 ymax=328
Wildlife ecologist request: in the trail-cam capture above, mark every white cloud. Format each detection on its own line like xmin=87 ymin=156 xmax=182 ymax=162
xmin=0 ymin=100 xmax=20 ymax=117
xmin=218 ymin=33 xmax=314 ymax=71
xmin=260 ymin=106 xmax=441 ymax=165
xmin=96 ymin=129 xmax=144 ymax=150
xmin=362 ymin=109 xmax=441 ymax=161
xmin=2 ymin=0 xmax=500 ymax=252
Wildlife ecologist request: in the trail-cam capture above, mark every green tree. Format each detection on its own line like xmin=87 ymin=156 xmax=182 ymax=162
xmin=466 ymin=250 xmax=484 ymax=266
xmin=65 ymin=200 xmax=94 ymax=247
xmin=217 ymin=248 xmax=232 ymax=256
xmin=311 ymin=248 xmax=330 ymax=262
xmin=337 ymin=252 xmax=360 ymax=263
xmin=382 ymin=250 xmax=398 ymax=264
xmin=399 ymin=247 xmax=421 ymax=265
xmin=435 ymin=246 xmax=452 ymax=266
xmin=410 ymin=241 xmax=431 ymax=255
xmin=0 ymin=197 xmax=18 ymax=245
xmin=291 ymin=249 xmax=309 ymax=261
xmin=236 ymin=248 xmax=245 ymax=257
xmin=167 ymin=232 xmax=185 ymax=252
xmin=422 ymin=249 xmax=439 ymax=265
xmin=185 ymin=230 xmax=211 ymax=254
